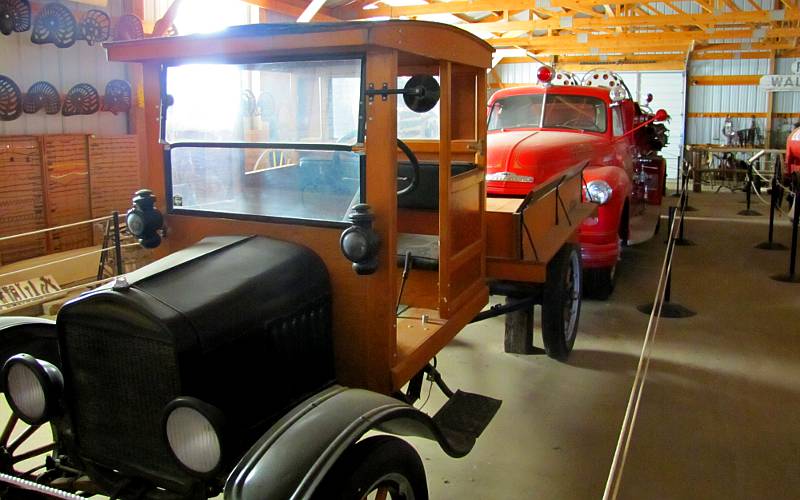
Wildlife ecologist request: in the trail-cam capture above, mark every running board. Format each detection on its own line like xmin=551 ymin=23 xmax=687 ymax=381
xmin=432 ymin=390 xmax=501 ymax=455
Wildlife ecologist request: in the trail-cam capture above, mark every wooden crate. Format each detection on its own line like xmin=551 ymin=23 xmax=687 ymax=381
xmin=0 ymin=137 xmax=47 ymax=264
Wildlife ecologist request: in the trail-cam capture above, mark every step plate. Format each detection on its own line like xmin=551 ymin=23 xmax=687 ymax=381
xmin=433 ymin=390 xmax=502 ymax=453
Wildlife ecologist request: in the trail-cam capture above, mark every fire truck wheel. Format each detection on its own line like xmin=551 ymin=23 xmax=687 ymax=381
xmin=584 ymin=264 xmax=616 ymax=300
xmin=317 ymin=435 xmax=429 ymax=500
xmin=541 ymin=244 xmax=582 ymax=359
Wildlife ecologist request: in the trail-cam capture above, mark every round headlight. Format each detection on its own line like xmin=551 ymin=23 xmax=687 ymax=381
xmin=164 ymin=397 xmax=223 ymax=476
xmin=341 ymin=229 xmax=370 ymax=262
xmin=586 ymin=180 xmax=613 ymax=205
xmin=2 ymin=354 xmax=63 ymax=425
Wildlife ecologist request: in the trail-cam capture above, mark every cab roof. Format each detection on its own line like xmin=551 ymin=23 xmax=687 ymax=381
xmin=105 ymin=20 xmax=494 ymax=69
xmin=489 ymin=84 xmax=616 ymax=104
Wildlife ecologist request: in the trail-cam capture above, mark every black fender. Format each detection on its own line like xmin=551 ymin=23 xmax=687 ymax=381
xmin=0 ymin=317 xmax=60 ymax=383
xmin=224 ymin=385 xmax=469 ymax=500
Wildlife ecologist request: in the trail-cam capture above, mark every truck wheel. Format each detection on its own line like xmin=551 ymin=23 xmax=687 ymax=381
xmin=541 ymin=244 xmax=582 ymax=359
xmin=317 ymin=435 xmax=428 ymax=500
xmin=584 ymin=265 xmax=616 ymax=300
xmin=0 ymin=320 xmax=60 ymax=499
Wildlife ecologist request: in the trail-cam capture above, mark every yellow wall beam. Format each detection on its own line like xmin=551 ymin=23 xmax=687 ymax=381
xmin=689 ymin=75 xmax=762 ymax=85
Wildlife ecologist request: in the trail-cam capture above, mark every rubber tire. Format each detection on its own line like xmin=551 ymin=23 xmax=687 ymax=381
xmin=541 ymin=244 xmax=582 ymax=359
xmin=315 ymin=435 xmax=428 ymax=500
xmin=584 ymin=264 xmax=616 ymax=301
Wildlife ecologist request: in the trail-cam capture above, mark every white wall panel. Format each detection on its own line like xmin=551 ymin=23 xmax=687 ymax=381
xmin=0 ymin=1 xmax=128 ymax=136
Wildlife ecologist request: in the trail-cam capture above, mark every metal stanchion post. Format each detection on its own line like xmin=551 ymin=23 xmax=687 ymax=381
xmin=756 ymin=157 xmax=788 ymax=251
xmin=675 ymin=190 xmax=695 ymax=246
xmin=664 ymin=206 xmax=676 ymax=244
xmin=772 ymin=192 xmax=800 ymax=283
xmin=112 ymin=211 xmax=124 ymax=275
xmin=738 ymin=162 xmax=761 ymax=216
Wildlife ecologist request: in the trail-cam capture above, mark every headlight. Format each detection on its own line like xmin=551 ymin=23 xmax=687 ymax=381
xmin=2 ymin=354 xmax=63 ymax=425
xmin=586 ymin=180 xmax=613 ymax=205
xmin=164 ymin=397 xmax=224 ymax=476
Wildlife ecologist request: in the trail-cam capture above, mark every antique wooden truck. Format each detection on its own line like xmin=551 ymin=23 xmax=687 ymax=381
xmin=0 ymin=21 xmax=593 ymax=499
xmin=486 ymin=68 xmax=669 ymax=298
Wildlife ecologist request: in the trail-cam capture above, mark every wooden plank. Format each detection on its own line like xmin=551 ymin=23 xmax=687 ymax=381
xmin=0 ymin=137 xmax=47 ymax=264
xmin=88 ymin=135 xmax=141 ymax=218
xmin=438 ymin=61 xmax=453 ymax=319
xmin=42 ymin=135 xmax=92 ymax=252
xmin=690 ymin=75 xmax=761 ymax=85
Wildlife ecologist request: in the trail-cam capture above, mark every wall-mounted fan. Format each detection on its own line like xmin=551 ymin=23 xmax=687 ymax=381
xmin=0 ymin=74 xmax=22 ymax=121
xmin=23 ymin=81 xmax=61 ymax=114
xmin=102 ymin=79 xmax=131 ymax=114
xmin=113 ymin=14 xmax=143 ymax=41
xmin=62 ymin=83 xmax=99 ymax=116
xmin=0 ymin=0 xmax=31 ymax=36
xmin=79 ymin=9 xmax=110 ymax=45
xmin=31 ymin=2 xmax=77 ymax=48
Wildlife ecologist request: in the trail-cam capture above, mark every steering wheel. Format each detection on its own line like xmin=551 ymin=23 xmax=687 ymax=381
xmin=396 ymin=138 xmax=420 ymax=196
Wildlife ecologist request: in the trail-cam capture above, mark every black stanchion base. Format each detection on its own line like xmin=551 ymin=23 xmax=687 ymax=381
xmin=771 ymin=273 xmax=800 ymax=283
xmin=683 ymin=205 xmax=699 ymax=212
xmin=674 ymin=238 xmax=696 ymax=246
xmin=637 ymin=302 xmax=697 ymax=318
xmin=737 ymin=209 xmax=762 ymax=216
xmin=755 ymin=241 xmax=788 ymax=251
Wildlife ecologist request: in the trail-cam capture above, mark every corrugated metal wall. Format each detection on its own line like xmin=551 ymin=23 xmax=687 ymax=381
xmin=687 ymin=57 xmax=800 ymax=147
xmin=0 ymin=1 xmax=129 ymax=136
xmin=496 ymin=64 xmax=685 ymax=177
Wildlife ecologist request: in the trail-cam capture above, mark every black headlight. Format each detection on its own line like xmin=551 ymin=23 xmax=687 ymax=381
xmin=2 ymin=353 xmax=63 ymax=425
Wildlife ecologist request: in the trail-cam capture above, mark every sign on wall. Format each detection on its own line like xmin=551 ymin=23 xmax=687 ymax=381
xmin=759 ymin=61 xmax=800 ymax=91
xmin=0 ymin=275 xmax=62 ymax=310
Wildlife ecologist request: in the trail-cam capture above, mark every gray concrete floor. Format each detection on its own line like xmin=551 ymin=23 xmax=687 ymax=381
xmin=2 ymin=190 xmax=798 ymax=499
xmin=410 ymin=191 xmax=800 ymax=499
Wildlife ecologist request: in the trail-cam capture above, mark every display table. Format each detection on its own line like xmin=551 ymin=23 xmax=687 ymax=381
xmin=685 ymin=145 xmax=785 ymax=193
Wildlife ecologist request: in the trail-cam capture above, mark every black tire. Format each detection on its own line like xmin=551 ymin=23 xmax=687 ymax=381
xmin=541 ymin=244 xmax=582 ymax=359
xmin=584 ymin=265 xmax=616 ymax=300
xmin=316 ymin=435 xmax=428 ymax=500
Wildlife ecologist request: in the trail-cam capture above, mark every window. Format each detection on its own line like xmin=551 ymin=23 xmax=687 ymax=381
xmin=488 ymin=94 xmax=544 ymax=131
xmin=542 ymin=94 xmax=607 ymax=133
xmin=397 ymin=76 xmax=440 ymax=139
xmin=164 ymin=58 xmax=364 ymax=226
xmin=612 ymin=106 xmax=625 ymax=136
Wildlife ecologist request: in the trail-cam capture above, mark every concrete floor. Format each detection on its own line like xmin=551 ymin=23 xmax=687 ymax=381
xmin=2 ymin=190 xmax=798 ymax=499
xmin=409 ymin=190 xmax=800 ymax=499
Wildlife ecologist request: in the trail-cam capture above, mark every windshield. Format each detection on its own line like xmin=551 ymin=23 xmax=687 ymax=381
xmin=488 ymin=93 xmax=607 ymax=133
xmin=163 ymin=58 xmax=363 ymax=225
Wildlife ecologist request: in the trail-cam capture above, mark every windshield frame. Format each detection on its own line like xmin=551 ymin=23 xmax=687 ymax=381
xmin=488 ymin=90 xmax=609 ymax=134
xmin=159 ymin=54 xmax=367 ymax=229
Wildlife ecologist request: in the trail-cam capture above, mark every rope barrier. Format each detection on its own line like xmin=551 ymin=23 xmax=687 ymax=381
xmin=0 ymin=216 xmax=113 ymax=243
xmin=603 ymin=190 xmax=686 ymax=500
xmin=0 ymin=243 xmax=139 ymax=282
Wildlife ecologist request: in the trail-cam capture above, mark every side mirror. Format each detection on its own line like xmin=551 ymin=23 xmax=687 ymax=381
xmin=127 ymin=189 xmax=164 ymax=249
xmin=403 ymin=75 xmax=440 ymax=113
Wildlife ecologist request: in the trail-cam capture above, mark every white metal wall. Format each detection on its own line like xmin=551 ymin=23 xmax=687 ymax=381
xmin=686 ymin=57 xmax=800 ymax=147
xmin=0 ymin=1 xmax=129 ymax=136
xmin=496 ymin=64 xmax=686 ymax=178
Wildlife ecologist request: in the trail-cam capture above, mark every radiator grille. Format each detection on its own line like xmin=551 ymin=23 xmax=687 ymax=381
xmin=62 ymin=322 xmax=184 ymax=480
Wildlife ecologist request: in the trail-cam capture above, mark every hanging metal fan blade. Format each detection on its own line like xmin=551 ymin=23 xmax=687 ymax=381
xmin=62 ymin=83 xmax=100 ymax=116
xmin=0 ymin=75 xmax=22 ymax=121
xmin=30 ymin=2 xmax=77 ymax=48
xmin=113 ymin=14 xmax=143 ymax=41
xmin=79 ymin=9 xmax=110 ymax=45
xmin=23 ymin=81 xmax=61 ymax=114
xmin=0 ymin=0 xmax=31 ymax=36
xmin=102 ymin=79 xmax=131 ymax=114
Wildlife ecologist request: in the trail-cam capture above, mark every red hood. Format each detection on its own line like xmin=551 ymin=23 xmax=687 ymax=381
xmin=487 ymin=130 xmax=607 ymax=187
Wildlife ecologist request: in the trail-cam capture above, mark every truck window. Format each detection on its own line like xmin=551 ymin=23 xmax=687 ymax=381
xmin=542 ymin=94 xmax=607 ymax=133
xmin=488 ymin=94 xmax=544 ymax=131
xmin=163 ymin=58 xmax=363 ymax=225
xmin=612 ymin=106 xmax=625 ymax=136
